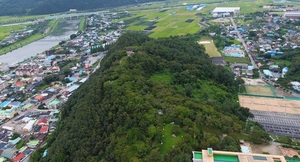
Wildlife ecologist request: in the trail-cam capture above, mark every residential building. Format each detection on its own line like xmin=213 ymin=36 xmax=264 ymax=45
xmin=192 ymin=148 xmax=286 ymax=162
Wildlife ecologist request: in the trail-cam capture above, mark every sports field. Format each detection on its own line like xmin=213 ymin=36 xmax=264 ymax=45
xmin=224 ymin=56 xmax=250 ymax=64
xmin=198 ymin=37 xmax=221 ymax=57
xmin=245 ymin=85 xmax=275 ymax=96
xmin=239 ymin=95 xmax=300 ymax=115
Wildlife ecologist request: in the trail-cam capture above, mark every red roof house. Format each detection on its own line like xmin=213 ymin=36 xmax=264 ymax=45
xmin=40 ymin=125 xmax=49 ymax=134
xmin=35 ymin=95 xmax=44 ymax=101
xmin=37 ymin=118 xmax=48 ymax=126
xmin=14 ymin=81 xmax=23 ymax=87
xmin=13 ymin=153 xmax=25 ymax=162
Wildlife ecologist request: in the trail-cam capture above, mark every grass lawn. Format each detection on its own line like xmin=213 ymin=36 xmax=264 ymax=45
xmin=224 ymin=56 xmax=250 ymax=64
xmin=272 ymin=59 xmax=292 ymax=67
xmin=199 ymin=37 xmax=221 ymax=57
xmin=150 ymin=72 xmax=172 ymax=84
xmin=160 ymin=124 xmax=183 ymax=154
xmin=245 ymin=85 xmax=275 ymax=96
xmin=79 ymin=16 xmax=86 ymax=32
xmin=227 ymin=39 xmax=242 ymax=45
xmin=0 ymin=24 xmax=26 ymax=40
xmin=0 ymin=33 xmax=44 ymax=54
xmin=126 ymin=7 xmax=201 ymax=38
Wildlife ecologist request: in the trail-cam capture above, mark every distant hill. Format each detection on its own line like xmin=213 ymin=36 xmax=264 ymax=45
xmin=0 ymin=0 xmax=162 ymax=16
xmin=31 ymin=32 xmax=257 ymax=162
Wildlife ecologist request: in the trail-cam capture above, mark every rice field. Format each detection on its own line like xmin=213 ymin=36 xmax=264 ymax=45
xmin=0 ymin=24 xmax=26 ymax=41
xmin=126 ymin=8 xmax=201 ymax=38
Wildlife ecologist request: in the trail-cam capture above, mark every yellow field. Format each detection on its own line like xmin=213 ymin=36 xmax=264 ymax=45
xmin=198 ymin=37 xmax=221 ymax=57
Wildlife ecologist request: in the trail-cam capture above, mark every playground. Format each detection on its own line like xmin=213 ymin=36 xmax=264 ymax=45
xmin=244 ymin=85 xmax=276 ymax=97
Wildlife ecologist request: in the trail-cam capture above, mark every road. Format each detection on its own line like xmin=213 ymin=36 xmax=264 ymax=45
xmin=230 ymin=17 xmax=257 ymax=69
xmin=0 ymin=10 xmax=109 ymax=27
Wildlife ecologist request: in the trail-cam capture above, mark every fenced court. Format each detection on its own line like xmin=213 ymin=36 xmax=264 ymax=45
xmin=244 ymin=85 xmax=277 ymax=97
xmin=238 ymin=95 xmax=300 ymax=114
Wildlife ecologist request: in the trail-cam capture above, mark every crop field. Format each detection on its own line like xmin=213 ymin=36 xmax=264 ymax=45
xmin=0 ymin=19 xmax=59 ymax=55
xmin=245 ymin=85 xmax=275 ymax=96
xmin=238 ymin=95 xmax=300 ymax=115
xmin=198 ymin=37 xmax=221 ymax=57
xmin=126 ymin=8 xmax=201 ymax=38
xmin=224 ymin=56 xmax=250 ymax=64
xmin=0 ymin=24 xmax=26 ymax=41
xmin=121 ymin=0 xmax=291 ymax=38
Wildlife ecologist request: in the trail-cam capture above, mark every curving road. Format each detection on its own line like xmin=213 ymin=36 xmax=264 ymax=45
xmin=230 ymin=17 xmax=257 ymax=69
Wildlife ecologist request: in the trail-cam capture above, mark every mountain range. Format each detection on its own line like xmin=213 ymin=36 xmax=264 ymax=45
xmin=0 ymin=0 xmax=162 ymax=16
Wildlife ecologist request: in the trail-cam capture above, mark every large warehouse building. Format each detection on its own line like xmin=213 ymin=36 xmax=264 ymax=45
xmin=283 ymin=12 xmax=300 ymax=19
xmin=211 ymin=7 xmax=240 ymax=17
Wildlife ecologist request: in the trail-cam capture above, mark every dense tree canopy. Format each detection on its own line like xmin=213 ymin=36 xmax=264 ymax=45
xmin=0 ymin=0 xmax=162 ymax=16
xmin=39 ymin=32 xmax=252 ymax=162
xmin=277 ymin=49 xmax=300 ymax=86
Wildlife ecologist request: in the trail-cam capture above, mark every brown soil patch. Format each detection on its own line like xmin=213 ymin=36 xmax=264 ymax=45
xmin=239 ymin=95 xmax=300 ymax=114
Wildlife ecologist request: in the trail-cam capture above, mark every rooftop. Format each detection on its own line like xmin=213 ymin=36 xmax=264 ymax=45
xmin=212 ymin=7 xmax=240 ymax=13
xmin=193 ymin=149 xmax=286 ymax=162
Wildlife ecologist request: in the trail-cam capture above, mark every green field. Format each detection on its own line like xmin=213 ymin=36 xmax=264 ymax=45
xmin=150 ymin=72 xmax=172 ymax=84
xmin=0 ymin=19 xmax=59 ymax=55
xmin=0 ymin=24 xmax=26 ymax=40
xmin=224 ymin=56 xmax=250 ymax=64
xmin=245 ymin=85 xmax=275 ymax=96
xmin=199 ymin=37 xmax=221 ymax=57
xmin=79 ymin=16 xmax=86 ymax=32
xmin=125 ymin=8 xmax=201 ymax=38
xmin=120 ymin=0 xmax=289 ymax=38
xmin=160 ymin=124 xmax=183 ymax=154
xmin=0 ymin=15 xmax=46 ymax=24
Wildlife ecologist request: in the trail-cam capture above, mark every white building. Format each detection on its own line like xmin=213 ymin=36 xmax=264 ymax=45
xmin=211 ymin=7 xmax=240 ymax=17
xmin=23 ymin=120 xmax=36 ymax=132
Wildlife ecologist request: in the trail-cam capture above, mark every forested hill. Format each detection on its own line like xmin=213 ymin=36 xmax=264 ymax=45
xmin=40 ymin=32 xmax=251 ymax=162
xmin=0 ymin=0 xmax=162 ymax=16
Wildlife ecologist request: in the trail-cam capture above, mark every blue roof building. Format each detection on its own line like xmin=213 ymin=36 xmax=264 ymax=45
xmin=0 ymin=101 xmax=11 ymax=108
xmin=263 ymin=70 xmax=273 ymax=78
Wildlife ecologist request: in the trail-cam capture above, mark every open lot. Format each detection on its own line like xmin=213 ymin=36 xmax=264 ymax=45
xmin=245 ymin=85 xmax=275 ymax=96
xmin=198 ymin=37 xmax=221 ymax=57
xmin=238 ymin=95 xmax=300 ymax=114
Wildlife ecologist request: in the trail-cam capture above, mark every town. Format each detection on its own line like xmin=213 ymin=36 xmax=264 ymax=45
xmin=0 ymin=12 xmax=124 ymax=161
xmin=1 ymin=0 xmax=300 ymax=161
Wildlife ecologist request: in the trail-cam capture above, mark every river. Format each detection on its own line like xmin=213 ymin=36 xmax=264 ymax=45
xmin=0 ymin=19 xmax=80 ymax=70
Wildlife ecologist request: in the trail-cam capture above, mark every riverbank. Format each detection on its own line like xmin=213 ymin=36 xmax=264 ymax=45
xmin=0 ymin=19 xmax=59 ymax=55
xmin=0 ymin=19 xmax=80 ymax=70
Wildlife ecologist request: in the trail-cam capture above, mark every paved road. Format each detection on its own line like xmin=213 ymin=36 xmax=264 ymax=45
xmin=230 ymin=17 xmax=257 ymax=69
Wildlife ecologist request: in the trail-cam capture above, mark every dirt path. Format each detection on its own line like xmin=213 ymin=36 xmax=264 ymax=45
xmin=251 ymin=142 xmax=282 ymax=155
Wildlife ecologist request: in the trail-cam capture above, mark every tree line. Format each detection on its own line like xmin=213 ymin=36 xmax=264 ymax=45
xmin=0 ymin=0 xmax=163 ymax=16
